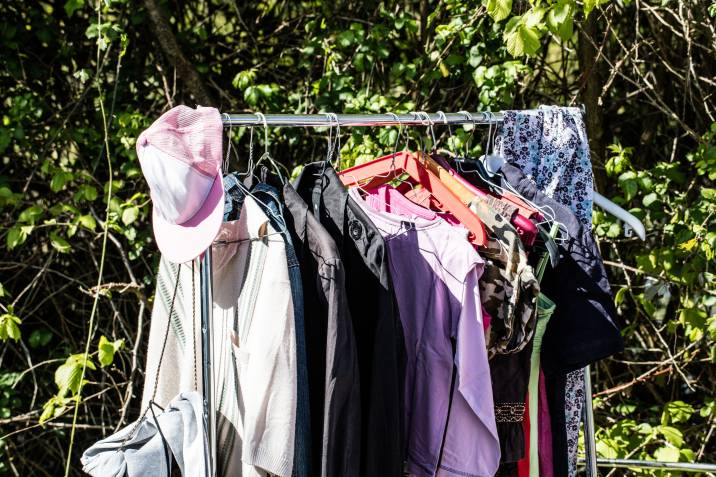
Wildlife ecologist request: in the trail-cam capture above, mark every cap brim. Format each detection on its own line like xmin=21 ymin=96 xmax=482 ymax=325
xmin=152 ymin=174 xmax=225 ymax=263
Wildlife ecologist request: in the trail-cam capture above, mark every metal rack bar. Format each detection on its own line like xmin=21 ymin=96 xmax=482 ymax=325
xmin=583 ymin=366 xmax=598 ymax=477
xmin=221 ymin=112 xmax=504 ymax=127
xmin=592 ymin=459 xmax=716 ymax=472
xmin=200 ymin=249 xmax=216 ymax=477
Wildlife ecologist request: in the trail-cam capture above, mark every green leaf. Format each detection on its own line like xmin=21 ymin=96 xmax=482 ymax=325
xmin=701 ymin=188 xmax=716 ymax=200
xmin=620 ymin=179 xmax=638 ymax=201
xmin=6 ymin=225 xmax=29 ymax=250
xmin=39 ymin=395 xmax=75 ymax=425
xmin=484 ymin=0 xmax=512 ymax=22
xmin=49 ymin=231 xmax=71 ymax=253
xmin=663 ymin=401 xmax=694 ymax=425
xmin=584 ymin=0 xmax=598 ymax=17
xmin=97 ymin=335 xmax=124 ymax=368
xmin=244 ymin=85 xmax=260 ymax=107
xmin=76 ymin=184 xmax=98 ymax=202
xmin=29 ymin=328 xmax=52 ymax=348
xmin=64 ymin=0 xmax=84 ymax=17
xmin=231 ymin=69 xmax=256 ymax=90
xmin=18 ymin=205 xmax=43 ymax=224
xmin=548 ymin=1 xmax=571 ymax=25
xmin=336 ymin=30 xmax=355 ymax=48
xmin=556 ymin=15 xmax=573 ymax=41
xmin=39 ymin=398 xmax=57 ymax=425
xmin=0 ymin=312 xmax=21 ymax=341
xmin=658 ymin=425 xmax=684 ymax=447
xmin=121 ymin=205 xmax=139 ymax=225
xmin=77 ymin=214 xmax=96 ymax=231
xmin=654 ymin=445 xmax=680 ymax=462
xmin=54 ymin=354 xmax=95 ymax=397
xmin=606 ymin=221 xmax=622 ymax=238
xmin=614 ymin=286 xmax=628 ymax=306
xmin=642 ymin=192 xmax=658 ymax=207
xmin=0 ymin=128 xmax=11 ymax=154
xmin=50 ymin=171 xmax=72 ymax=192
xmin=523 ymin=7 xmax=546 ymax=28
xmin=504 ymin=21 xmax=542 ymax=57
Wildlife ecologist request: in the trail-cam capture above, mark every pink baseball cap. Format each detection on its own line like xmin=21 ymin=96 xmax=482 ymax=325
xmin=136 ymin=105 xmax=224 ymax=263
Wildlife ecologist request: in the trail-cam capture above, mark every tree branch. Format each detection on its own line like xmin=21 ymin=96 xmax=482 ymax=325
xmin=143 ymin=0 xmax=215 ymax=106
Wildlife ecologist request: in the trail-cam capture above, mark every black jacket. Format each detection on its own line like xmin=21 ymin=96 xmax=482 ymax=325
xmin=294 ymin=163 xmax=406 ymax=477
xmin=282 ymin=182 xmax=361 ymax=477
xmin=499 ymin=162 xmax=623 ymax=374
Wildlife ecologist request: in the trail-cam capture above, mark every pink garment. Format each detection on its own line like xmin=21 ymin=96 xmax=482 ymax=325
xmin=482 ymin=307 xmax=492 ymax=332
xmin=538 ymin=369 xmax=554 ymax=477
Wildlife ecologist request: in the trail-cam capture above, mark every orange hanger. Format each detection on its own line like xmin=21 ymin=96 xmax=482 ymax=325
xmin=339 ymin=151 xmax=488 ymax=246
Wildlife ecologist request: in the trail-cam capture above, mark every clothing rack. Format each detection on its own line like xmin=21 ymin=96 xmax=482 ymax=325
xmin=195 ymin=111 xmax=662 ymax=476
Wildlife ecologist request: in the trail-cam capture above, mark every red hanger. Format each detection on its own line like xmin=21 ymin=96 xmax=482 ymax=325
xmin=339 ymin=151 xmax=488 ymax=246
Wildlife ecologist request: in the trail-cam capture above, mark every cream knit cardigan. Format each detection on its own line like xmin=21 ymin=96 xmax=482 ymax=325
xmin=141 ymin=196 xmax=297 ymax=477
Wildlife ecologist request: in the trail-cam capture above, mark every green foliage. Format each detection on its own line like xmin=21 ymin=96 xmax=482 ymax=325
xmin=481 ymin=0 xmax=596 ymax=57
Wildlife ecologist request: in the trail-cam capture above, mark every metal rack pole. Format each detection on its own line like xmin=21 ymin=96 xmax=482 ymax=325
xmin=200 ymin=249 xmax=216 ymax=477
xmin=583 ymin=366 xmax=598 ymax=476
xmin=221 ymin=112 xmax=504 ymax=127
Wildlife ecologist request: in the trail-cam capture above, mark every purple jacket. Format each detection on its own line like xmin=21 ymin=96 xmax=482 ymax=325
xmin=352 ymin=190 xmax=500 ymax=477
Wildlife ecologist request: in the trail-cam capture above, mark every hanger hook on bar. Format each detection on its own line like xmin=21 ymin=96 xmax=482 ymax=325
xmin=458 ymin=110 xmax=475 ymax=157
xmin=323 ymin=112 xmax=335 ymax=164
xmin=255 ymin=112 xmax=270 ymax=157
xmin=328 ymin=112 xmax=341 ymax=168
xmin=221 ymin=113 xmax=232 ymax=175
xmin=417 ymin=111 xmax=437 ymax=150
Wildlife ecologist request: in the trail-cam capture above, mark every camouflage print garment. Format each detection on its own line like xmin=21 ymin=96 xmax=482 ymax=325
xmin=470 ymin=198 xmax=540 ymax=356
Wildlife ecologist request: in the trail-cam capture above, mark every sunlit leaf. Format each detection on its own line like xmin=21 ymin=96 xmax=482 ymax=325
xmin=121 ymin=205 xmax=139 ymax=225
xmin=50 ymin=231 xmax=71 ymax=253
xmin=0 ymin=312 xmax=21 ymax=341
xmin=484 ymin=0 xmax=512 ymax=22
xmin=54 ymin=354 xmax=95 ymax=397
xmin=98 ymin=335 xmax=124 ymax=367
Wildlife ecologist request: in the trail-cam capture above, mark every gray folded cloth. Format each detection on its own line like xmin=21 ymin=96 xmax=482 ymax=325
xmin=81 ymin=391 xmax=208 ymax=477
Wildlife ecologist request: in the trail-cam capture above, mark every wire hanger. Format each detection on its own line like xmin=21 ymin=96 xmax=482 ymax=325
xmin=251 ymin=112 xmax=288 ymax=185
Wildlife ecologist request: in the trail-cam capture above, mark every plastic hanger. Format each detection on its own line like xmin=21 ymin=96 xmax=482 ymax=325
xmin=593 ymin=192 xmax=646 ymax=240
xmin=339 ymin=149 xmax=488 ymax=246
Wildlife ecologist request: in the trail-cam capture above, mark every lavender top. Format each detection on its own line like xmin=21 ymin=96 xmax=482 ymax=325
xmin=351 ymin=189 xmax=500 ymax=477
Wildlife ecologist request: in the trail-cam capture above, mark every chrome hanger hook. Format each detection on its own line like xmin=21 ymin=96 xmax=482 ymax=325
xmin=247 ymin=124 xmax=255 ymax=174
xmin=255 ymin=112 xmax=269 ymax=157
xmin=417 ymin=111 xmax=437 ymax=150
xmin=221 ymin=113 xmax=233 ymax=174
xmin=328 ymin=112 xmax=341 ymax=168
xmin=388 ymin=112 xmax=403 ymax=157
xmin=458 ymin=110 xmax=475 ymax=157
xmin=323 ymin=112 xmax=335 ymax=164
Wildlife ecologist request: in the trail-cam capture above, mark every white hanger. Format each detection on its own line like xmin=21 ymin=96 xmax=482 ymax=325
xmin=593 ymin=192 xmax=646 ymax=240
